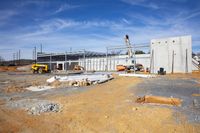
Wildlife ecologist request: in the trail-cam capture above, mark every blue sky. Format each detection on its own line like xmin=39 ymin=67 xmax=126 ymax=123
xmin=0 ymin=0 xmax=200 ymax=60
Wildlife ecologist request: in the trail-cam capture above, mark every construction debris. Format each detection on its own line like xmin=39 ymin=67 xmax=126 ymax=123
xmin=25 ymin=86 xmax=53 ymax=91
xmin=119 ymin=73 xmax=156 ymax=78
xmin=136 ymin=95 xmax=182 ymax=106
xmin=47 ymin=74 xmax=113 ymax=87
xmin=7 ymin=99 xmax=61 ymax=115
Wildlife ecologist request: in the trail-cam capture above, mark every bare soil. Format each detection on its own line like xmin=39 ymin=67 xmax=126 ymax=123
xmin=0 ymin=66 xmax=18 ymax=72
xmin=0 ymin=72 xmax=199 ymax=132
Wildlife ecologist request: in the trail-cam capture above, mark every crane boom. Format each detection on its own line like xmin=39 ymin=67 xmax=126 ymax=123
xmin=125 ymin=35 xmax=133 ymax=58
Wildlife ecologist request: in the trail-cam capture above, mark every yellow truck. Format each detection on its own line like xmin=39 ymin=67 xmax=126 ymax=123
xmin=31 ymin=64 xmax=49 ymax=74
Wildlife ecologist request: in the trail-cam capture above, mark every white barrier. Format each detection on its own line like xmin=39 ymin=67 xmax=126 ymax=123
xmin=119 ymin=73 xmax=156 ymax=78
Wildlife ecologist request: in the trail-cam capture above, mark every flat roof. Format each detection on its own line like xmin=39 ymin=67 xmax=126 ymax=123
xmin=37 ymin=50 xmax=107 ymax=57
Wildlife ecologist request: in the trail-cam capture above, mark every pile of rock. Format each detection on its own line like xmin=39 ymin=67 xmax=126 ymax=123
xmin=6 ymin=99 xmax=61 ymax=115
xmin=28 ymin=102 xmax=60 ymax=115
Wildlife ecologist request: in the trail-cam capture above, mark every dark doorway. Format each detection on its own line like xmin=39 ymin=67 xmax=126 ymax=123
xmin=58 ymin=64 xmax=63 ymax=70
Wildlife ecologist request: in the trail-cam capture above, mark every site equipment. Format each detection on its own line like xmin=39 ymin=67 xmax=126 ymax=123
xmin=116 ymin=65 xmax=126 ymax=71
xmin=125 ymin=34 xmax=133 ymax=58
xmin=157 ymin=67 xmax=166 ymax=75
xmin=73 ymin=65 xmax=84 ymax=71
xmin=31 ymin=64 xmax=49 ymax=74
xmin=117 ymin=35 xmax=141 ymax=72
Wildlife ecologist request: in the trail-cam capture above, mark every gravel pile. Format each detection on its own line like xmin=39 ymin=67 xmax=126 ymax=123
xmin=6 ymin=99 xmax=61 ymax=115
xmin=28 ymin=102 xmax=60 ymax=115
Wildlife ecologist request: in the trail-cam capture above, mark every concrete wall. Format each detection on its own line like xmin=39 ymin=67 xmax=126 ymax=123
xmin=150 ymin=35 xmax=192 ymax=73
xmin=79 ymin=54 xmax=150 ymax=71
xmin=135 ymin=54 xmax=150 ymax=71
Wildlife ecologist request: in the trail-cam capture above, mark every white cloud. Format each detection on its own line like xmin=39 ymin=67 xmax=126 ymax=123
xmin=18 ymin=0 xmax=50 ymax=7
xmin=122 ymin=18 xmax=130 ymax=24
xmin=0 ymin=10 xmax=18 ymax=26
xmin=18 ymin=18 xmax=125 ymax=38
xmin=121 ymin=0 xmax=160 ymax=9
xmin=19 ymin=19 xmax=79 ymax=37
xmin=54 ymin=4 xmax=80 ymax=14
xmin=182 ymin=10 xmax=200 ymax=21
xmin=1 ymin=13 xmax=200 ymax=60
xmin=0 ymin=10 xmax=17 ymax=20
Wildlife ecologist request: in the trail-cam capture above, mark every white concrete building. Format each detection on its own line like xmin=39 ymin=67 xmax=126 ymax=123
xmin=150 ymin=35 xmax=192 ymax=73
xmin=79 ymin=54 xmax=150 ymax=71
xmin=37 ymin=35 xmax=197 ymax=73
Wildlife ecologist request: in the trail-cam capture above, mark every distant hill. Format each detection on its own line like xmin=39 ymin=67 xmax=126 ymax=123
xmin=0 ymin=59 xmax=35 ymax=66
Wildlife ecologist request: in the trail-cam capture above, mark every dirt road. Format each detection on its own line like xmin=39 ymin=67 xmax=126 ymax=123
xmin=0 ymin=72 xmax=199 ymax=132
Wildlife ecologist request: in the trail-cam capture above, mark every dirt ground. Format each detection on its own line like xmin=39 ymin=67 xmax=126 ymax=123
xmin=0 ymin=66 xmax=18 ymax=72
xmin=0 ymin=71 xmax=200 ymax=133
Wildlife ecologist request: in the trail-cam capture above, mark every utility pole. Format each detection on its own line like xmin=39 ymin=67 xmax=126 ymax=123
xmin=18 ymin=49 xmax=21 ymax=65
xmin=32 ymin=48 xmax=35 ymax=61
xmin=106 ymin=47 xmax=108 ymax=72
xmin=34 ymin=46 xmax=37 ymax=64
xmin=16 ymin=51 xmax=18 ymax=65
xmin=40 ymin=44 xmax=42 ymax=53
xmin=13 ymin=53 xmax=15 ymax=65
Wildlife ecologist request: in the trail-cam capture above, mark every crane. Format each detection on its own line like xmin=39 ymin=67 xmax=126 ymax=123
xmin=125 ymin=35 xmax=133 ymax=58
xmin=117 ymin=35 xmax=135 ymax=72
xmin=117 ymin=35 xmax=143 ymax=72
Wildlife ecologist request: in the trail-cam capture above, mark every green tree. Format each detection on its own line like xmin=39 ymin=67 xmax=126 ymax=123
xmin=135 ymin=50 xmax=145 ymax=54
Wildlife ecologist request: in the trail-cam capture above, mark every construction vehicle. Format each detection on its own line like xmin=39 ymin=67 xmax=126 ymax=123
xmin=31 ymin=63 xmax=49 ymax=74
xmin=125 ymin=34 xmax=133 ymax=59
xmin=73 ymin=65 xmax=84 ymax=71
xmin=117 ymin=35 xmax=143 ymax=72
xmin=116 ymin=65 xmax=126 ymax=71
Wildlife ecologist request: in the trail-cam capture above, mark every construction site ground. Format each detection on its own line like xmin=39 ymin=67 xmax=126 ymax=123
xmin=0 ymin=70 xmax=200 ymax=133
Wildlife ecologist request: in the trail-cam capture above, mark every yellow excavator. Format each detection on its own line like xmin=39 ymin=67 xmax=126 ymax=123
xmin=31 ymin=63 xmax=49 ymax=74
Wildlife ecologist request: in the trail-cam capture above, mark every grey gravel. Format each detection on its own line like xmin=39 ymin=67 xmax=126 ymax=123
xmin=134 ymin=76 xmax=200 ymax=123
xmin=6 ymin=99 xmax=61 ymax=115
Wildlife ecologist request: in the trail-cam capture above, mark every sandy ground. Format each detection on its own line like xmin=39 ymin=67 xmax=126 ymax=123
xmin=0 ymin=66 xmax=18 ymax=72
xmin=0 ymin=72 xmax=200 ymax=132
